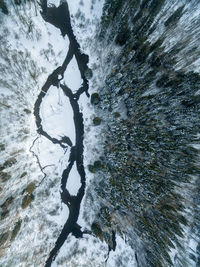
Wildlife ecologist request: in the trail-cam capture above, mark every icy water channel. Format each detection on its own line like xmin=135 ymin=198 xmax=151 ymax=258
xmin=33 ymin=1 xmax=89 ymax=265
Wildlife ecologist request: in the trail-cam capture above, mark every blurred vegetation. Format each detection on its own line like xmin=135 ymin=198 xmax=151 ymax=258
xmin=22 ymin=193 xmax=34 ymax=209
xmin=0 ymin=0 xmax=8 ymax=14
xmin=11 ymin=220 xmax=22 ymax=240
xmin=90 ymin=0 xmax=200 ymax=266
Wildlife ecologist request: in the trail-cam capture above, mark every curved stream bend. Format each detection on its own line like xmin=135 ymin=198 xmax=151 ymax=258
xmin=34 ymin=1 xmax=90 ymax=266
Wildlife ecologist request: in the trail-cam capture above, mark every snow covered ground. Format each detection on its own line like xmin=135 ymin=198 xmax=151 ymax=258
xmin=52 ymin=233 xmax=137 ymax=267
xmin=0 ymin=2 xmax=71 ymax=265
xmin=39 ymin=85 xmax=75 ymax=144
xmin=2 ymin=0 xmax=199 ymax=266
xmin=1 ymin=0 xmax=132 ymax=266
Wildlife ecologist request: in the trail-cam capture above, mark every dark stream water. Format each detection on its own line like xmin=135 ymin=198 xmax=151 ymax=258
xmin=34 ymin=1 xmax=89 ymax=265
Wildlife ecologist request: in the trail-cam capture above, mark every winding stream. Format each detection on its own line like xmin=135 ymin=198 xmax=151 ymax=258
xmin=33 ymin=1 xmax=89 ymax=265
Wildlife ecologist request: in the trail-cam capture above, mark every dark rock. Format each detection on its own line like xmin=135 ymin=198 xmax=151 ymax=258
xmin=0 ymin=144 xmax=5 ymax=151
xmin=113 ymin=112 xmax=120 ymax=118
xmin=24 ymin=108 xmax=32 ymax=114
xmin=1 ymin=196 xmax=14 ymax=211
xmin=20 ymin=172 xmax=27 ymax=178
xmin=0 ymin=0 xmax=8 ymax=15
xmin=1 ymin=210 xmax=9 ymax=220
xmin=2 ymin=158 xmax=17 ymax=170
xmin=88 ymin=164 xmax=96 ymax=173
xmin=91 ymin=222 xmax=103 ymax=240
xmin=25 ymin=182 xmax=36 ymax=195
xmin=22 ymin=194 xmax=34 ymax=209
xmin=84 ymin=68 xmax=93 ymax=80
xmin=91 ymin=93 xmax=101 ymax=105
xmin=94 ymin=160 xmax=102 ymax=169
xmin=0 ymin=171 xmax=11 ymax=182
xmin=11 ymin=220 xmax=22 ymax=240
xmin=0 ymin=232 xmax=9 ymax=247
xmin=93 ymin=117 xmax=102 ymax=126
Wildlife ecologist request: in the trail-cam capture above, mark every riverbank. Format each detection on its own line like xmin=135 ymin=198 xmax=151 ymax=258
xmin=0 ymin=1 xmax=106 ymax=265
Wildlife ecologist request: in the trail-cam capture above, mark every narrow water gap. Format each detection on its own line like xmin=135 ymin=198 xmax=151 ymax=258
xmin=33 ymin=1 xmax=89 ymax=266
